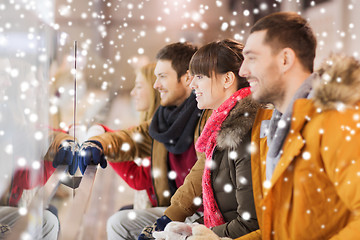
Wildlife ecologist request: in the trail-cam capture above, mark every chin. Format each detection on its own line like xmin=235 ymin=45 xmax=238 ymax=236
xmin=160 ymin=99 xmax=170 ymax=107
xmin=196 ymin=102 xmax=206 ymax=110
xmin=250 ymin=91 xmax=260 ymax=101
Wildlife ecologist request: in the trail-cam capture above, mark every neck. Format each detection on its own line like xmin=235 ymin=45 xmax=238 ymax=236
xmin=175 ymin=89 xmax=192 ymax=107
xmin=212 ymin=86 xmax=238 ymax=110
xmin=275 ymin=70 xmax=311 ymax=113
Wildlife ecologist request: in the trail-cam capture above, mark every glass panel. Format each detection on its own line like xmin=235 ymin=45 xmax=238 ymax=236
xmin=0 ymin=1 xmax=58 ymax=238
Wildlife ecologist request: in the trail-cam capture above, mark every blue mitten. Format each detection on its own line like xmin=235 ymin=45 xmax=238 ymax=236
xmin=78 ymin=140 xmax=107 ymax=174
xmin=53 ymin=139 xmax=79 ymax=175
xmin=138 ymin=215 xmax=172 ymax=240
xmin=156 ymin=215 xmax=172 ymax=231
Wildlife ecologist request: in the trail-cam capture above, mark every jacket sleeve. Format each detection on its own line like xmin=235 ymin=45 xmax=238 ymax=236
xmin=164 ymin=151 xmax=205 ymax=221
xmin=43 ymin=131 xmax=74 ymax=162
xmin=108 ymin=161 xmax=152 ymax=191
xmin=212 ymin=134 xmax=259 ymax=238
xmin=235 ymin=230 xmax=262 ymax=240
xmin=321 ymin=110 xmax=360 ymax=239
xmin=89 ymin=120 xmax=152 ymax=163
xmin=164 ymin=109 xmax=212 ymax=221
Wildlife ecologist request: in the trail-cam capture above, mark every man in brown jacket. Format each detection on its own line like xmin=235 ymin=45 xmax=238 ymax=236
xmin=77 ymin=42 xmax=210 ymax=240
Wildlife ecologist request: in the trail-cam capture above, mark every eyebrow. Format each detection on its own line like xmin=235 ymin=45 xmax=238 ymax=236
xmin=243 ymin=50 xmax=257 ymax=55
xmin=155 ymin=72 xmax=166 ymax=76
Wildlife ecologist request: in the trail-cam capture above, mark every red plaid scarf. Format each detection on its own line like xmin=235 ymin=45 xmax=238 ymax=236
xmin=195 ymin=87 xmax=251 ymax=228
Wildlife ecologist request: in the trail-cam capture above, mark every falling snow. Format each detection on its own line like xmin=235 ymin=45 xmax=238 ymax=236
xmin=302 ymin=151 xmax=311 ymax=160
xmin=241 ymin=211 xmax=251 ymax=220
xmin=0 ymin=0 xmax=360 ymax=237
xmin=193 ymin=197 xmax=202 ymax=206
xmin=127 ymin=211 xmax=137 ymax=220
xmin=121 ymin=142 xmax=131 ymax=151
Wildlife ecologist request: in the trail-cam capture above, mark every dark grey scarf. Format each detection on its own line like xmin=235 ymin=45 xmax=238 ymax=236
xmin=149 ymin=92 xmax=202 ymax=154
xmin=265 ymin=73 xmax=317 ymax=180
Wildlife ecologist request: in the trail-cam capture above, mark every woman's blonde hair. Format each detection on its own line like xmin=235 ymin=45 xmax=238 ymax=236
xmin=137 ymin=63 xmax=160 ymax=122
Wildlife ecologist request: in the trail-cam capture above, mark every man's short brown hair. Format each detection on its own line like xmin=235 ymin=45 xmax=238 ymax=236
xmin=156 ymin=42 xmax=198 ymax=81
xmin=251 ymin=12 xmax=317 ymax=73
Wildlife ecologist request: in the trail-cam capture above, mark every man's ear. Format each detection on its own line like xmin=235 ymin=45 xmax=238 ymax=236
xmin=280 ymin=48 xmax=296 ymax=73
xmin=183 ymin=70 xmax=193 ymax=87
xmin=223 ymin=71 xmax=235 ymax=89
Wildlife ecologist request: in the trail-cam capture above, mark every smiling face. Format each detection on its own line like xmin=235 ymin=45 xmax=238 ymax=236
xmin=239 ymin=30 xmax=285 ymax=105
xmin=190 ymin=73 xmax=228 ymax=110
xmin=130 ymin=73 xmax=152 ymax=111
xmin=153 ymin=60 xmax=190 ymax=107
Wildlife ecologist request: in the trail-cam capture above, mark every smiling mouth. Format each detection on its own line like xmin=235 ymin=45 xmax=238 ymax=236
xmin=249 ymin=81 xmax=257 ymax=87
xmin=247 ymin=79 xmax=258 ymax=91
xmin=159 ymin=91 xmax=167 ymax=98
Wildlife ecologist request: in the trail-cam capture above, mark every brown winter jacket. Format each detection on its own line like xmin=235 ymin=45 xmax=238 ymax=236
xmin=90 ymin=110 xmax=211 ymax=207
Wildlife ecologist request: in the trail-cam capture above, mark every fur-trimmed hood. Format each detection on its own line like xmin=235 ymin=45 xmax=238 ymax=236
xmin=313 ymin=54 xmax=360 ymax=111
xmin=216 ymin=96 xmax=260 ymax=149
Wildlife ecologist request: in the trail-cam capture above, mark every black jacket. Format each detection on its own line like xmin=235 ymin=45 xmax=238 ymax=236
xmin=211 ymin=96 xmax=260 ymax=238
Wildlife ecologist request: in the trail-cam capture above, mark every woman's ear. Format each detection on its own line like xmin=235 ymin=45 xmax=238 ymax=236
xmin=223 ymin=71 xmax=235 ymax=89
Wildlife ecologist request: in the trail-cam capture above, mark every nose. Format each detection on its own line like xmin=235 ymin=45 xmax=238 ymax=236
xmin=239 ymin=60 xmax=250 ymax=78
xmin=153 ymin=78 xmax=160 ymax=89
xmin=130 ymin=87 xmax=135 ymax=96
xmin=189 ymin=77 xmax=196 ymax=90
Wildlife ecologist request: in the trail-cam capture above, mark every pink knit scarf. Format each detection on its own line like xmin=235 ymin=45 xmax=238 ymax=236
xmin=195 ymin=87 xmax=251 ymax=228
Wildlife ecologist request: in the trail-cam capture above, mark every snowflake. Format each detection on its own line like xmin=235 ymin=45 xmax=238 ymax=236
xmin=277 ymin=119 xmax=287 ymax=129
xmin=32 ymin=161 xmax=41 ymax=170
xmin=17 ymin=157 xmax=27 ymax=167
xmin=205 ymin=160 xmax=216 ymax=170
xmin=142 ymin=158 xmax=151 ymax=167
xmin=336 ymin=102 xmax=346 ymax=112
xmin=221 ymin=22 xmax=228 ymax=31
xmin=18 ymin=207 xmax=28 ymax=216
xmin=118 ymin=185 xmax=125 ymax=192
xmin=20 ymin=232 xmax=32 ymax=240
xmin=152 ymin=168 xmax=161 ymax=178
xmin=121 ymin=142 xmax=131 ymax=152
xmin=223 ymin=184 xmax=233 ymax=193
xmin=241 ymin=211 xmax=251 ymax=220
xmin=229 ymin=151 xmax=238 ymax=159
xmin=263 ymin=180 xmax=271 ymax=189
xmin=168 ymin=170 xmax=177 ymax=180
xmin=239 ymin=176 xmax=248 ymax=185
xmin=353 ymin=114 xmax=359 ymax=121
xmin=247 ymin=142 xmax=257 ymax=154
xmin=34 ymin=131 xmax=43 ymax=140
xmin=302 ymin=151 xmax=311 ymax=160
xmin=4 ymin=144 xmax=13 ymax=155
xmin=193 ymin=197 xmax=202 ymax=206
xmin=127 ymin=211 xmax=137 ymax=220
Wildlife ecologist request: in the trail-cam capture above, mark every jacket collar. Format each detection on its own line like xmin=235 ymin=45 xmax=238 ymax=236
xmin=216 ymin=96 xmax=260 ymax=149
xmin=265 ymin=99 xmax=316 ymax=192
xmin=313 ymin=55 xmax=360 ymax=110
